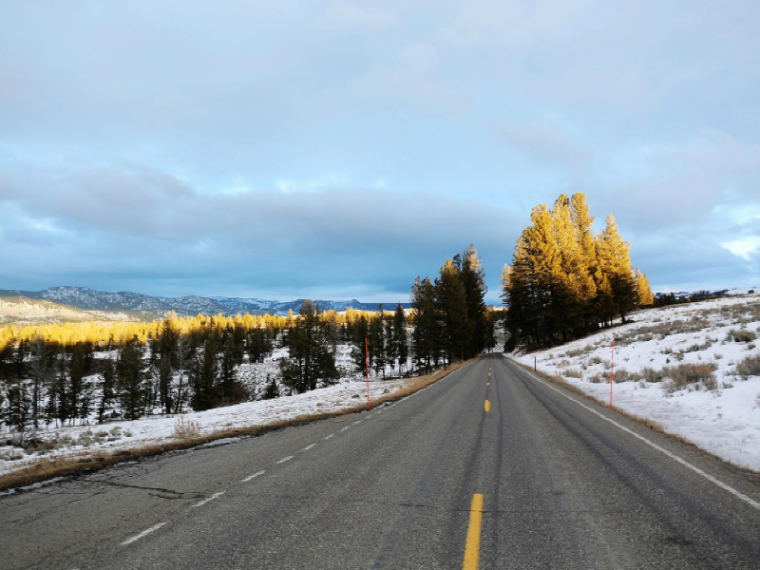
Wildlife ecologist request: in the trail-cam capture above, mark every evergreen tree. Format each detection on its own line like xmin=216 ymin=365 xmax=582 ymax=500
xmin=350 ymin=315 xmax=369 ymax=372
xmin=262 ymin=374 xmax=280 ymax=400
xmin=392 ymin=304 xmax=408 ymax=373
xmin=192 ymin=332 xmax=220 ymax=411
xmin=117 ymin=336 xmax=147 ymax=420
xmin=280 ymin=300 xmax=339 ymax=394
xmin=14 ymin=338 xmax=28 ymax=378
xmin=411 ymin=276 xmax=439 ymax=372
xmin=28 ymin=338 xmax=53 ymax=429
xmin=220 ymin=327 xmax=244 ymax=404
xmin=3 ymin=383 xmax=31 ymax=432
xmin=435 ymin=259 xmax=471 ymax=364
xmin=368 ymin=305 xmax=386 ymax=377
xmin=45 ymin=355 xmax=69 ymax=427
xmin=98 ymin=358 xmax=116 ymax=423
xmin=458 ymin=244 xmax=489 ymax=358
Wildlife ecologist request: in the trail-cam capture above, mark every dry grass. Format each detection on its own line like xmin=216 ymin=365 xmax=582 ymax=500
xmin=0 ymin=359 xmax=475 ymax=492
xmin=172 ymin=416 xmax=202 ymax=439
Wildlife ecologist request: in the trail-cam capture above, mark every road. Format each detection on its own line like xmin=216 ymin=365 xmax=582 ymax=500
xmin=1 ymin=354 xmax=759 ymax=569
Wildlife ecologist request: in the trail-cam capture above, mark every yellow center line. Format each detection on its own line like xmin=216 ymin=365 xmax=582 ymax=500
xmin=463 ymin=494 xmax=484 ymax=570
xmin=484 ymin=400 xmax=490 ymax=412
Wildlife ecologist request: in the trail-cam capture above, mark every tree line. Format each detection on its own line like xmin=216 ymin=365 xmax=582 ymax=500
xmin=411 ymin=244 xmax=497 ymax=372
xmin=0 ymin=244 xmax=499 ymax=434
xmin=501 ymin=193 xmax=653 ymax=350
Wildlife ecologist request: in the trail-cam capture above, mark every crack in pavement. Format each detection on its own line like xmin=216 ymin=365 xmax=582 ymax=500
xmin=80 ymin=479 xmax=204 ymax=498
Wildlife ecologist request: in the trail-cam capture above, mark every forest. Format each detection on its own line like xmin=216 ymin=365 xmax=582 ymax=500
xmin=0 ymin=245 xmax=496 ymax=434
xmin=501 ymin=193 xmax=653 ymax=350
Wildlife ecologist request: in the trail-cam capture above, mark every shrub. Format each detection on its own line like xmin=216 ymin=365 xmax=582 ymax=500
xmin=734 ymin=355 xmax=760 ymax=380
xmin=613 ymin=369 xmax=632 ymax=382
xmin=638 ymin=367 xmax=666 ymax=383
xmin=727 ymin=329 xmax=757 ymax=343
xmin=665 ymin=363 xmax=717 ymax=389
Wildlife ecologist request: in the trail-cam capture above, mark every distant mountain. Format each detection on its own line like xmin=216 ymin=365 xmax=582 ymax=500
xmin=0 ymin=287 xmax=410 ymax=318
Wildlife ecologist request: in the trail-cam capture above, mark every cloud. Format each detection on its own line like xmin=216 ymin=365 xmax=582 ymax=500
xmin=721 ymin=236 xmax=760 ymax=261
xmin=0 ymin=162 xmax=523 ymax=299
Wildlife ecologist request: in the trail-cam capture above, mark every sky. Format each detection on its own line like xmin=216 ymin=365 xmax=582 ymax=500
xmin=1 ymin=0 xmax=759 ymax=304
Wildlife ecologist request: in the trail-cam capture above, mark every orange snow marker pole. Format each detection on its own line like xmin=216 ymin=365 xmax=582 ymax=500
xmin=365 ymin=337 xmax=370 ymax=410
xmin=609 ymin=339 xmax=615 ymax=409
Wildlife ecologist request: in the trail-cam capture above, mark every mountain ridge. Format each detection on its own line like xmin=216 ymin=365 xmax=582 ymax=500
xmin=0 ymin=286 xmax=411 ymax=318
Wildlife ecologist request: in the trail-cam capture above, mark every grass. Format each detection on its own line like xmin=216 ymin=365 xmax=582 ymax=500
xmin=0 ymin=359 xmax=475 ymax=492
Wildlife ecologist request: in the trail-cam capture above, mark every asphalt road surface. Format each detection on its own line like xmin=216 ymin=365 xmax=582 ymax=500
xmin=1 ymin=354 xmax=759 ymax=569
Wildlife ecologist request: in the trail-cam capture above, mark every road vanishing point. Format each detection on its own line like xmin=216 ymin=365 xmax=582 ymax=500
xmin=1 ymin=355 xmax=759 ymax=569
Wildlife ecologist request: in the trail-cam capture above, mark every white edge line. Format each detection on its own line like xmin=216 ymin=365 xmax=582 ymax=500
xmin=324 ymin=434 xmax=335 ymax=439
xmin=242 ymin=470 xmax=266 ymax=482
xmin=302 ymin=443 xmax=317 ymax=451
xmin=192 ymin=491 xmax=225 ymax=508
xmin=277 ymin=455 xmax=294 ymax=464
xmin=121 ymin=522 xmax=168 ymax=546
xmin=505 ymin=358 xmax=760 ymax=511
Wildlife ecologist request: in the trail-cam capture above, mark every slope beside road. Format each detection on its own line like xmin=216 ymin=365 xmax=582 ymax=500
xmin=1 ymin=355 xmax=758 ymax=569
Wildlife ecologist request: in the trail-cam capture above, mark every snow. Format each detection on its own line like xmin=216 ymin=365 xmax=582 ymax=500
xmin=511 ymin=293 xmax=760 ymax=472
xmin=0 ymin=376 xmax=413 ymax=478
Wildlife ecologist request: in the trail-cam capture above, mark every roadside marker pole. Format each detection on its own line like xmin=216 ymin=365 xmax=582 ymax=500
xmin=365 ymin=337 xmax=370 ymax=410
xmin=609 ymin=339 xmax=615 ymax=409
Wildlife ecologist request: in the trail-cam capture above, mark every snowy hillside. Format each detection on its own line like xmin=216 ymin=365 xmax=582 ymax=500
xmin=511 ymin=293 xmax=760 ymax=471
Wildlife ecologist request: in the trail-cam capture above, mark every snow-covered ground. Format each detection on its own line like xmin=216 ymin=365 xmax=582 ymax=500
xmin=0 ymin=377 xmax=411 ymax=479
xmin=511 ymin=293 xmax=760 ymax=472
xmin=0 ymin=341 xmax=417 ymax=479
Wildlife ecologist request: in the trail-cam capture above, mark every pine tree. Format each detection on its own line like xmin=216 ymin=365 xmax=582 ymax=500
xmin=28 ymin=338 xmax=53 ymax=429
xmin=98 ymin=358 xmax=116 ymax=423
xmin=435 ymin=259 xmax=470 ymax=364
xmin=3 ymin=383 xmax=31 ymax=432
xmin=117 ymin=336 xmax=147 ymax=420
xmin=262 ymin=374 xmax=280 ymax=400
xmin=411 ymin=276 xmax=439 ymax=372
xmin=392 ymin=304 xmax=408 ymax=373
xmin=458 ymin=244 xmax=488 ymax=358
xmin=350 ymin=315 xmax=369 ymax=373
xmin=192 ymin=332 xmax=220 ymax=411
xmin=280 ymin=300 xmax=339 ymax=394
xmin=368 ymin=305 xmax=385 ymax=377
